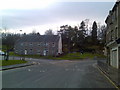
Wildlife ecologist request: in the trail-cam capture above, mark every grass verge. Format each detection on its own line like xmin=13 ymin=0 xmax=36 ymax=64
xmin=9 ymin=52 xmax=106 ymax=60
xmin=54 ymin=53 xmax=106 ymax=60
xmin=0 ymin=60 xmax=27 ymax=66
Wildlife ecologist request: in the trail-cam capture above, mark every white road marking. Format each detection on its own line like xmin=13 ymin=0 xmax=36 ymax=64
xmin=28 ymin=69 xmax=31 ymax=71
xmin=65 ymin=69 xmax=69 ymax=71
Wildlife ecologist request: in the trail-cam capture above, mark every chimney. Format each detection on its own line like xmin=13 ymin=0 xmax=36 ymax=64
xmin=117 ymin=0 xmax=120 ymax=2
xmin=109 ymin=10 xmax=112 ymax=15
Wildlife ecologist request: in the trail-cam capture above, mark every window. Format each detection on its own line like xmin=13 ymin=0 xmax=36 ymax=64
xmin=30 ymin=49 xmax=32 ymax=54
xmin=30 ymin=49 xmax=32 ymax=52
xmin=40 ymin=42 xmax=43 ymax=46
xmin=30 ymin=43 xmax=33 ymax=46
xmin=38 ymin=43 xmax=41 ymax=46
xmin=44 ymin=43 xmax=46 ymax=46
xmin=44 ymin=43 xmax=49 ymax=46
xmin=111 ymin=13 xmax=115 ymax=22
xmin=15 ymin=50 xmax=18 ymax=53
xmin=115 ymin=10 xmax=117 ymax=20
xmin=52 ymin=43 xmax=55 ymax=47
xmin=44 ymin=48 xmax=48 ymax=52
xmin=46 ymin=43 xmax=49 ymax=46
xmin=115 ymin=27 xmax=118 ymax=39
xmin=111 ymin=30 xmax=114 ymax=41
xmin=21 ymin=43 xmax=23 ymax=46
xmin=109 ymin=33 xmax=111 ymax=42
xmin=25 ymin=49 xmax=27 ymax=55
xmin=37 ymin=50 xmax=41 ymax=54
xmin=118 ymin=47 xmax=120 ymax=68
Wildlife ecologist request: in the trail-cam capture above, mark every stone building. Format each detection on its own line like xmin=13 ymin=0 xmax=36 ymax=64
xmin=105 ymin=0 xmax=120 ymax=69
xmin=14 ymin=34 xmax=62 ymax=56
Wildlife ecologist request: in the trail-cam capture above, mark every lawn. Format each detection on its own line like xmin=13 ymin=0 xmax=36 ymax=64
xmin=9 ymin=52 xmax=54 ymax=59
xmin=54 ymin=52 xmax=106 ymax=60
xmin=9 ymin=51 xmax=106 ymax=60
xmin=9 ymin=52 xmax=44 ymax=58
xmin=0 ymin=60 xmax=27 ymax=66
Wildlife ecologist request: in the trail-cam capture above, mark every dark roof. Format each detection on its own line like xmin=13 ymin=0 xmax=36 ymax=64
xmin=16 ymin=35 xmax=59 ymax=43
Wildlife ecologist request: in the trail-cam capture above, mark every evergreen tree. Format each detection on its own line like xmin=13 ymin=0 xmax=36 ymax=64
xmin=79 ymin=21 xmax=86 ymax=37
xmin=91 ymin=21 xmax=98 ymax=44
xmin=77 ymin=21 xmax=86 ymax=50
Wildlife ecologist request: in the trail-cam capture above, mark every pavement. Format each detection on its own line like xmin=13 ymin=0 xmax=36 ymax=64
xmin=0 ymin=61 xmax=36 ymax=71
xmin=97 ymin=60 xmax=120 ymax=89
xmin=0 ymin=56 xmax=39 ymax=71
xmin=2 ymin=59 xmax=118 ymax=88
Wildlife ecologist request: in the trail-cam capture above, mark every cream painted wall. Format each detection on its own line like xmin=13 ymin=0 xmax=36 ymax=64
xmin=58 ymin=34 xmax=62 ymax=54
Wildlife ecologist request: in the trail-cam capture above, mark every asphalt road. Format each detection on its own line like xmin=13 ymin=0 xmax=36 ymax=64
xmin=2 ymin=59 xmax=116 ymax=88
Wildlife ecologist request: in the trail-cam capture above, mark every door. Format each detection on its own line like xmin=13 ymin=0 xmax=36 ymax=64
xmin=112 ymin=50 xmax=117 ymax=68
xmin=25 ymin=50 xmax=27 ymax=55
xmin=43 ymin=50 xmax=46 ymax=56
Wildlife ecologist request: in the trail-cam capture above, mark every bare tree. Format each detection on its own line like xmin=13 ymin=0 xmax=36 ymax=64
xmin=44 ymin=29 xmax=54 ymax=35
xmin=84 ymin=19 xmax=89 ymax=35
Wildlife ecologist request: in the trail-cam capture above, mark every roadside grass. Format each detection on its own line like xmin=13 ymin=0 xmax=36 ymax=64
xmin=0 ymin=60 xmax=27 ymax=66
xmin=54 ymin=53 xmax=106 ymax=60
xmin=9 ymin=52 xmax=55 ymax=59
xmin=9 ymin=52 xmax=47 ymax=59
xmin=9 ymin=51 xmax=106 ymax=60
xmin=9 ymin=52 xmax=20 ymax=56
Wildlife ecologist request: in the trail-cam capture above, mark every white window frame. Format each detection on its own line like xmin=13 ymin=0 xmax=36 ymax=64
xmin=30 ymin=43 xmax=33 ymax=46
xmin=38 ymin=43 xmax=41 ymax=46
xmin=21 ymin=43 xmax=23 ymax=46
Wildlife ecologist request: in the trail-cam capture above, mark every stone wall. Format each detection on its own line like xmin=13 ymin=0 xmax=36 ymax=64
xmin=14 ymin=41 xmax=58 ymax=56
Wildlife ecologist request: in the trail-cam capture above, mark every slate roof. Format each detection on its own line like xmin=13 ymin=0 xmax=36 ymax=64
xmin=105 ymin=1 xmax=120 ymax=23
xmin=16 ymin=35 xmax=59 ymax=43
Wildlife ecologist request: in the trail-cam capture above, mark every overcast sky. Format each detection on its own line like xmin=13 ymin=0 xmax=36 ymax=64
xmin=1 ymin=0 xmax=115 ymax=34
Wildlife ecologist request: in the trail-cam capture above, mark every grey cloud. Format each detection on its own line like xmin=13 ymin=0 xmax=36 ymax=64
xmin=2 ymin=2 xmax=114 ymax=29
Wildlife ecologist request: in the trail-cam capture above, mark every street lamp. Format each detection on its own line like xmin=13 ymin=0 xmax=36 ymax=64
xmin=19 ymin=30 xmax=24 ymax=60
xmin=19 ymin=30 xmax=22 ymax=37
